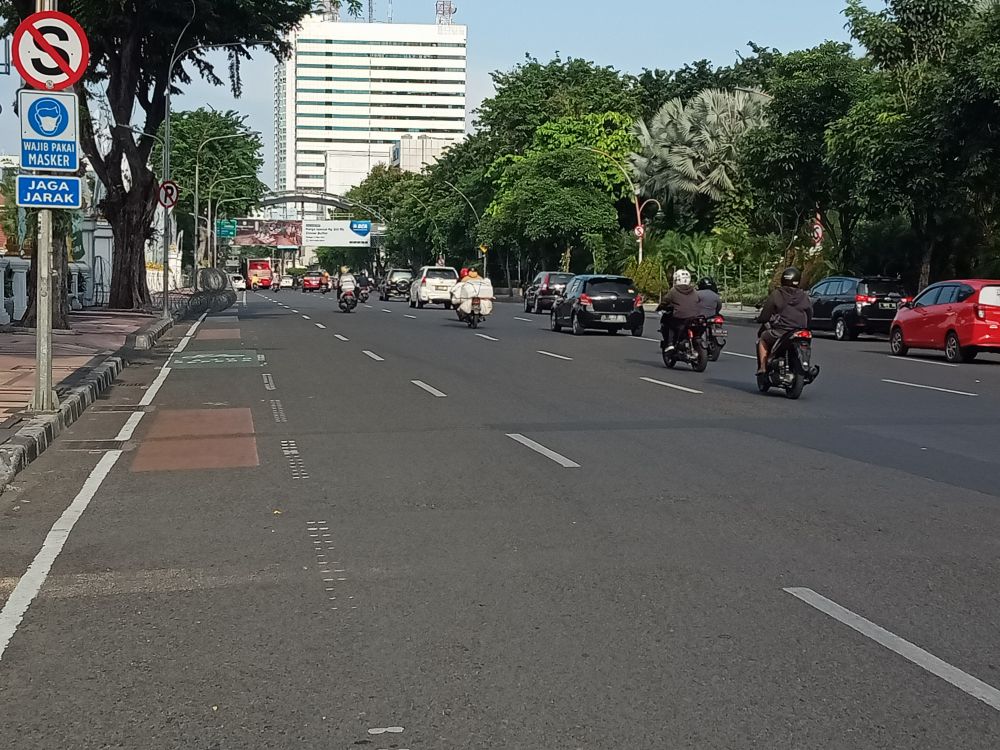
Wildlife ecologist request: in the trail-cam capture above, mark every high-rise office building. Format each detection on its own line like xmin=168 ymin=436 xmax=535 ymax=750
xmin=274 ymin=8 xmax=468 ymax=214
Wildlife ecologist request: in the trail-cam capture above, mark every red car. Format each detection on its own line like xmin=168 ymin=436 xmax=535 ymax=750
xmin=890 ymin=279 xmax=1000 ymax=363
xmin=301 ymin=271 xmax=328 ymax=293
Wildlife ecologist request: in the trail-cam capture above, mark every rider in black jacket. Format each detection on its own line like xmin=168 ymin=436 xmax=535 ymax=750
xmin=756 ymin=267 xmax=813 ymax=373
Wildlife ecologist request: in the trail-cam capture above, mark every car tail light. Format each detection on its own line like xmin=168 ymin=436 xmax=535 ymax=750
xmin=710 ymin=315 xmax=725 ymax=324
xmin=634 ymin=294 xmax=643 ymax=308
xmin=900 ymin=297 xmax=912 ymax=304
xmin=855 ymin=294 xmax=878 ymax=304
xmin=974 ymin=304 xmax=986 ymax=320
xmin=579 ymin=293 xmax=593 ymax=307
xmin=793 ymin=330 xmax=813 ymax=340
xmin=541 ymin=273 xmax=550 ymax=292
xmin=421 ymin=278 xmax=427 ymax=286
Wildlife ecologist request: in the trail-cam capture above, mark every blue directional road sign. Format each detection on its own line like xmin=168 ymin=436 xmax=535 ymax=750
xmin=19 ymin=89 xmax=79 ymax=172
xmin=16 ymin=175 xmax=82 ymax=209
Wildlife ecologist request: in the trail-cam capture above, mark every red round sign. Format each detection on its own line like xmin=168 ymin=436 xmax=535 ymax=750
xmin=158 ymin=181 xmax=180 ymax=209
xmin=633 ymin=225 xmax=645 ymax=239
xmin=12 ymin=11 xmax=90 ymax=91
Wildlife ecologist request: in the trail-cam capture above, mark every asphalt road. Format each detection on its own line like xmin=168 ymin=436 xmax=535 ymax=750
xmin=2 ymin=289 xmax=1000 ymax=749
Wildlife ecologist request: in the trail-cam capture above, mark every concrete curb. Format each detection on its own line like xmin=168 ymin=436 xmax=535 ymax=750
xmin=0 ymin=315 xmax=175 ymax=493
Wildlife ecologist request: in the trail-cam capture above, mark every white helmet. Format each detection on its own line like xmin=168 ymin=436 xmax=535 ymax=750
xmin=674 ymin=269 xmax=692 ymax=286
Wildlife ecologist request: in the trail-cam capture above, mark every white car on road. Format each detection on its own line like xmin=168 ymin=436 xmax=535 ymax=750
xmin=409 ymin=266 xmax=459 ymax=309
xmin=230 ymin=274 xmax=247 ymax=291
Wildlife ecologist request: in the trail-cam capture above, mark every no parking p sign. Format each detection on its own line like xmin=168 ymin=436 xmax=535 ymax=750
xmin=13 ymin=11 xmax=90 ymax=91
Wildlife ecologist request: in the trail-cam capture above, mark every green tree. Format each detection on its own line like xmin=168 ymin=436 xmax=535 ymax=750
xmin=150 ymin=108 xmax=265 ymax=267
xmin=0 ymin=0 xmax=361 ymax=309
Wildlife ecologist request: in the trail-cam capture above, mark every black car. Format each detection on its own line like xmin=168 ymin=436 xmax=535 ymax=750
xmin=524 ymin=271 xmax=574 ymax=313
xmin=379 ymin=268 xmax=414 ymax=301
xmin=808 ymin=275 xmax=910 ymax=340
xmin=550 ymin=275 xmax=645 ymax=336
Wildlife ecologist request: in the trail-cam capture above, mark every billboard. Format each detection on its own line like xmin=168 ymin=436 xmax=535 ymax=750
xmin=302 ymin=220 xmax=372 ymax=248
xmin=231 ymin=219 xmax=302 ymax=248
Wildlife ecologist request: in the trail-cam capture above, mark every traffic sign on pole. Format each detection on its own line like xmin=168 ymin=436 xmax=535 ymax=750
xmin=634 ymin=225 xmax=645 ymax=239
xmin=19 ymin=89 xmax=79 ymax=172
xmin=158 ymin=180 xmax=179 ymax=209
xmin=13 ymin=11 xmax=90 ymax=91
xmin=16 ymin=174 xmax=82 ymax=209
xmin=216 ymin=219 xmax=237 ymax=239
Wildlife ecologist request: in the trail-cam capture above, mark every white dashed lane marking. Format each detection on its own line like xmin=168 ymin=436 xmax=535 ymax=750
xmin=640 ymin=377 xmax=703 ymax=395
xmin=475 ymin=334 xmax=499 ymax=341
xmin=302 ymin=315 xmax=311 ymax=320
xmin=315 ymin=323 xmax=326 ymax=329
xmin=882 ymin=379 xmax=977 ymax=397
xmin=507 ymin=434 xmax=580 ymax=469
xmin=786 ymin=587 xmax=1000 ymax=713
xmin=405 ymin=314 xmax=417 ymax=319
xmin=411 ymin=380 xmax=447 ymax=398
xmin=889 ymin=356 xmax=957 ymax=368
xmin=514 ymin=317 xmax=532 ymax=322
xmin=537 ymin=350 xmax=572 ymax=361
xmin=724 ymin=351 xmax=757 ymax=360
xmin=335 ymin=334 xmax=349 ymax=342
xmin=363 ymin=350 xmax=385 ymax=362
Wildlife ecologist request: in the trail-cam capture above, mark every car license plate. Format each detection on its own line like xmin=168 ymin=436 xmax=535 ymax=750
xmin=879 ymin=302 xmax=896 ymax=309
xmin=604 ymin=315 xmax=627 ymax=323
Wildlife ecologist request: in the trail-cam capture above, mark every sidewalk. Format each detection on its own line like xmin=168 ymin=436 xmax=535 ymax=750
xmin=0 ymin=311 xmax=173 ymax=490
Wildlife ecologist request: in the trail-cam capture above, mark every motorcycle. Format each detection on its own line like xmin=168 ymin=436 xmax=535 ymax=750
xmin=661 ymin=316 xmax=710 ymax=372
xmin=756 ymin=327 xmax=820 ymax=400
xmin=358 ymin=287 xmax=371 ymax=304
xmin=707 ymin=314 xmax=728 ymax=361
xmin=339 ymin=290 xmax=358 ymax=313
xmin=457 ymin=297 xmax=487 ymax=329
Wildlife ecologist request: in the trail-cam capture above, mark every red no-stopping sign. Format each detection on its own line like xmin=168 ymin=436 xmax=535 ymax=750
xmin=13 ymin=11 xmax=90 ymax=91
xmin=158 ymin=181 xmax=180 ymax=209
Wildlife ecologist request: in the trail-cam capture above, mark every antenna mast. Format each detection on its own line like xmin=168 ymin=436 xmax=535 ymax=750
xmin=436 ymin=1 xmax=456 ymax=25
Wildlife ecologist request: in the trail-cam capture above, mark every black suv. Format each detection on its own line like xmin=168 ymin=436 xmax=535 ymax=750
xmin=808 ymin=276 xmax=910 ymax=340
xmin=524 ymin=271 xmax=574 ymax=314
xmin=379 ymin=268 xmax=414 ymax=301
xmin=550 ymin=275 xmax=645 ymax=336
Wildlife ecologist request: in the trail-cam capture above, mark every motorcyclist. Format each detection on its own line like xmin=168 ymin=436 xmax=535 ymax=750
xmin=696 ymin=277 xmax=722 ymax=318
xmin=756 ymin=266 xmax=813 ymax=374
xmin=453 ymin=269 xmax=494 ymax=319
xmin=657 ymin=269 xmax=701 ymax=353
xmin=337 ymin=265 xmax=357 ymax=300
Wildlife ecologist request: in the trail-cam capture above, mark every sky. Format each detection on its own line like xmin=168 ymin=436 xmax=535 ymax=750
xmin=0 ymin=0 xmax=862 ymax=183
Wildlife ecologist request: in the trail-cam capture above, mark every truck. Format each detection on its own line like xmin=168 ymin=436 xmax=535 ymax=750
xmin=243 ymin=258 xmax=275 ymax=290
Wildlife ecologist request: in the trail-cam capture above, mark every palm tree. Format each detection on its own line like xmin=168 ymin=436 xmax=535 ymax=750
xmin=631 ymin=88 xmax=769 ymax=203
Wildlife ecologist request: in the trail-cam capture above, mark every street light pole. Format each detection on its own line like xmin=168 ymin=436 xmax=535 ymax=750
xmin=194 ymin=133 xmax=243 ymax=276
xmin=442 ymin=180 xmax=483 ymax=271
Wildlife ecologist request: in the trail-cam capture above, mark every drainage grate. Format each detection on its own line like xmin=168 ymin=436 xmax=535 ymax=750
xmin=58 ymin=439 xmax=129 ymax=451
xmin=113 ymin=381 xmax=149 ymax=388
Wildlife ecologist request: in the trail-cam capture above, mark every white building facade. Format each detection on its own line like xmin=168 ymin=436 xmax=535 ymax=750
xmin=274 ymin=15 xmax=468 ymax=212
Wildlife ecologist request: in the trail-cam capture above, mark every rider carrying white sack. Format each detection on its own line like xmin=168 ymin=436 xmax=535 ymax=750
xmin=452 ymin=269 xmax=494 ymax=317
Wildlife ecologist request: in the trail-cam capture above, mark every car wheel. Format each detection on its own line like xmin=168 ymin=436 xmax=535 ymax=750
xmin=944 ymin=331 xmax=963 ymax=363
xmin=572 ymin=313 xmax=586 ymax=336
xmin=834 ymin=317 xmax=852 ymax=341
xmin=533 ymin=298 xmax=543 ymax=315
xmin=631 ymin=326 xmax=644 ymax=338
xmin=409 ymin=297 xmax=416 ymax=309
xmin=889 ymin=327 xmax=908 ymax=356
xmin=524 ymin=297 xmax=531 ymax=313
xmin=550 ymin=310 xmax=562 ymax=333
xmin=608 ymin=327 xmax=621 ymax=335
xmin=444 ymin=302 xmax=452 ymax=310
xmin=417 ymin=300 xmax=425 ymax=309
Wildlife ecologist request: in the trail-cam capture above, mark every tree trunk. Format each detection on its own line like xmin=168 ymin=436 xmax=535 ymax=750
xmin=913 ymin=209 xmax=936 ymax=291
xmin=23 ymin=233 xmax=72 ymax=330
xmin=104 ymin=179 xmax=157 ymax=309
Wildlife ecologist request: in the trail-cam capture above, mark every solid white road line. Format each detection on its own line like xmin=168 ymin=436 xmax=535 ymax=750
xmin=475 ymin=334 xmax=499 ymax=341
xmin=631 ymin=336 xmax=661 ymax=343
xmin=362 ymin=350 xmax=384 ymax=361
xmin=405 ymin=314 xmax=417 ymax=319
xmin=640 ymin=377 xmax=704 ymax=395
xmin=507 ymin=434 xmax=580 ymax=469
xmin=0 ymin=450 xmax=123 ymax=662
xmin=785 ymin=587 xmax=1000 ymax=713
xmin=315 ymin=323 xmax=327 ymax=329
xmin=724 ymin=351 xmax=757 ymax=360
xmin=883 ymin=379 xmax=978 ymax=397
xmin=514 ymin=317 xmax=532 ymax=322
xmin=537 ymin=350 xmax=573 ymax=361
xmin=412 ymin=380 xmax=447 ymax=398
xmin=0 ymin=309 xmax=207 ymax=663
xmin=114 ymin=412 xmax=145 ymax=441
xmin=889 ymin=356 xmax=958 ymax=368
xmin=302 ymin=315 xmax=311 ymax=320
xmin=334 ymin=334 xmax=349 ymax=342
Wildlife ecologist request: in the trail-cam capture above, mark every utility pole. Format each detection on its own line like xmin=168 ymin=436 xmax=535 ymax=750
xmin=30 ymin=0 xmax=58 ymax=411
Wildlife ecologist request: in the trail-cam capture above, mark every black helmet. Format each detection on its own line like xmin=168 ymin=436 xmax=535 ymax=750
xmin=781 ymin=267 xmax=802 ymax=287
xmin=697 ymin=276 xmax=718 ymax=293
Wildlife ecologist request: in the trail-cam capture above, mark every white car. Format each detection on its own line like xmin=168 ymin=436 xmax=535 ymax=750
xmin=409 ymin=266 xmax=459 ymax=309
xmin=278 ymin=275 xmax=295 ymax=290
xmin=230 ymin=274 xmax=247 ymax=291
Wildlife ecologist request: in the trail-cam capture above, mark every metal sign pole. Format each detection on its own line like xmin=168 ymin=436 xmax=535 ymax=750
xmin=161 ymin=88 xmax=172 ymax=319
xmin=30 ymin=0 xmax=57 ymax=412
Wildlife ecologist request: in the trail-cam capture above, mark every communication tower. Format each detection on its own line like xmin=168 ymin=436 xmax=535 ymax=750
xmin=436 ymin=1 xmax=457 ymax=25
